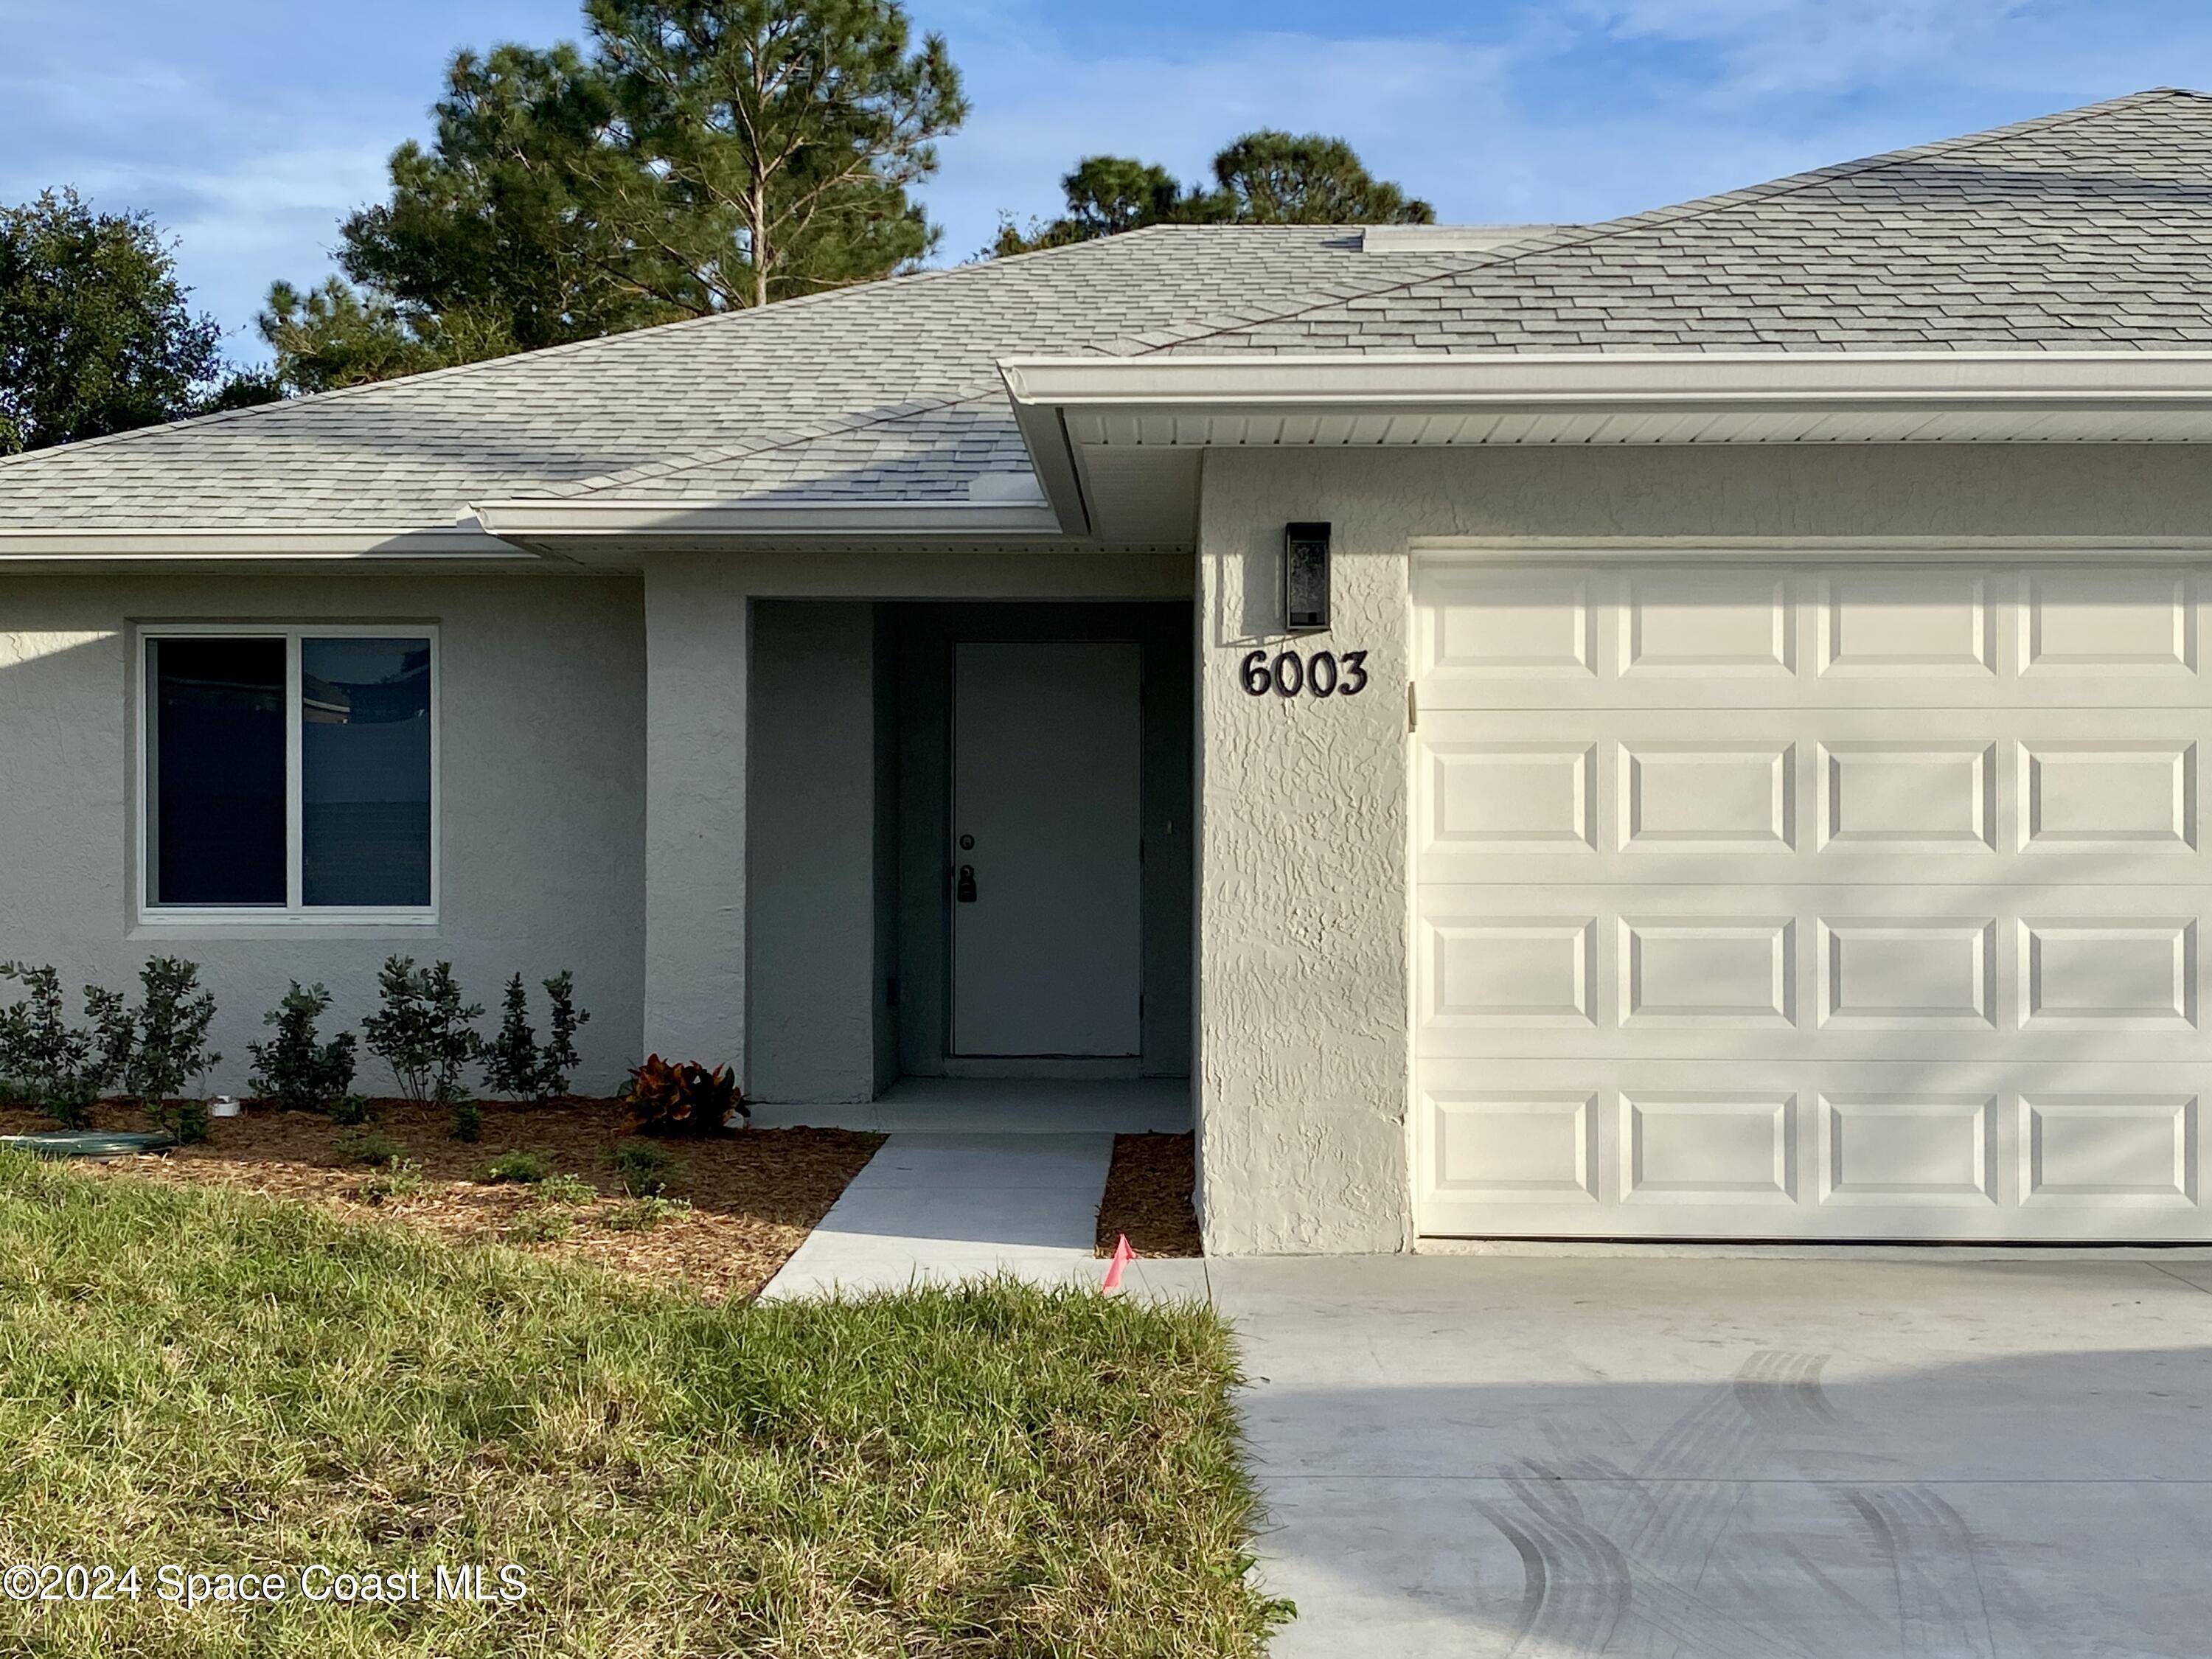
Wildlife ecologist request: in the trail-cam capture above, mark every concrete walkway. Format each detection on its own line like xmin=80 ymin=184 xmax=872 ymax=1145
xmin=1211 ymin=1253 xmax=2212 ymax=1659
xmin=759 ymin=1132 xmax=1116 ymax=1298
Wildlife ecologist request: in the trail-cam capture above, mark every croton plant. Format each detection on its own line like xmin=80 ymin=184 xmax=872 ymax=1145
xmin=622 ymin=1054 xmax=748 ymax=1134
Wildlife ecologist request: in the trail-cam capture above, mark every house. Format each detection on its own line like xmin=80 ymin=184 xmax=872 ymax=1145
xmin=10 ymin=89 xmax=2212 ymax=1252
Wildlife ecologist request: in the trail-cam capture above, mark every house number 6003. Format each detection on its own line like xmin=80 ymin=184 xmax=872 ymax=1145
xmin=1239 ymin=648 xmax=1369 ymax=699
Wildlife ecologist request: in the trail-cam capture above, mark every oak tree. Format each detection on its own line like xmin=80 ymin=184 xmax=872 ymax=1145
xmin=0 ymin=189 xmax=271 ymax=453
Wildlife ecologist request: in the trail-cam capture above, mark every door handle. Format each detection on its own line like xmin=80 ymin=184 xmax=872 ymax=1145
xmin=956 ymin=864 xmax=978 ymax=902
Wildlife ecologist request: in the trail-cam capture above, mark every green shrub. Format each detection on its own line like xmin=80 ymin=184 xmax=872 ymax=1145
xmin=362 ymin=957 xmax=481 ymax=1105
xmin=246 ymin=982 xmax=357 ymax=1112
xmin=451 ymin=1100 xmax=483 ymax=1144
xmin=357 ymin=1158 xmax=425 ymax=1203
xmin=600 ymin=1195 xmax=692 ymax=1232
xmin=484 ymin=1150 xmax=552 ymax=1185
xmin=504 ymin=1208 xmax=572 ymax=1243
xmin=481 ymin=970 xmax=591 ymax=1104
xmin=125 ymin=957 xmax=219 ymax=1135
xmin=335 ymin=1129 xmax=403 ymax=1167
xmin=330 ymin=1093 xmax=373 ymax=1127
xmin=39 ymin=1076 xmax=99 ymax=1133
xmin=86 ymin=984 xmax=135 ymax=1096
xmin=0 ymin=964 xmax=88 ymax=1095
xmin=612 ymin=1138 xmax=682 ymax=1197
xmin=536 ymin=1173 xmax=597 ymax=1206
xmin=170 ymin=1099 xmax=212 ymax=1146
xmin=0 ymin=963 xmax=131 ymax=1125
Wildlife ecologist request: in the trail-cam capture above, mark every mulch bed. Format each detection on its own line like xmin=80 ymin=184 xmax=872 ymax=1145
xmin=0 ymin=1097 xmax=882 ymax=1302
xmin=1095 ymin=1131 xmax=1202 ymax=1258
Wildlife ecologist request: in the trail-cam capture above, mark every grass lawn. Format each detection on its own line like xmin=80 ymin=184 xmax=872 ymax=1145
xmin=0 ymin=1153 xmax=1284 ymax=1658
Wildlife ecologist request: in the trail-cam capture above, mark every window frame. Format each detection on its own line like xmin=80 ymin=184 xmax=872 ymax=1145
xmin=136 ymin=622 xmax=441 ymax=927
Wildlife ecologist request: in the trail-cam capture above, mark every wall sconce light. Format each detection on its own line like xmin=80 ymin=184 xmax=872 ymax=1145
xmin=1283 ymin=521 xmax=1331 ymax=634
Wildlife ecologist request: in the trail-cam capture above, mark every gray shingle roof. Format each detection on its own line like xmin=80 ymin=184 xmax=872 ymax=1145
xmin=5 ymin=88 xmax=2212 ymax=531
xmin=1166 ymin=88 xmax=2212 ymax=356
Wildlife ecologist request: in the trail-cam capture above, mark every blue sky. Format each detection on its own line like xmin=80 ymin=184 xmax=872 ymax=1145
xmin=4 ymin=0 xmax=2210 ymax=366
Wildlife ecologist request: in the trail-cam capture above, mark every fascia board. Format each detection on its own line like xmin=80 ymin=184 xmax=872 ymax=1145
xmin=470 ymin=498 xmax=1068 ymax=540
xmin=0 ymin=526 xmax=533 ymax=561
xmin=999 ymin=350 xmax=2212 ymax=422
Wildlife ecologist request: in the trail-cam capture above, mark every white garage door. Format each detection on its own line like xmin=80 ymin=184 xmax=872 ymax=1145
xmin=1412 ymin=552 xmax=2212 ymax=1241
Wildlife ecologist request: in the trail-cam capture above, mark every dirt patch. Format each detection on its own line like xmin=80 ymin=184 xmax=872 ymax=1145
xmin=0 ymin=1098 xmax=881 ymax=1302
xmin=1095 ymin=1131 xmax=1201 ymax=1258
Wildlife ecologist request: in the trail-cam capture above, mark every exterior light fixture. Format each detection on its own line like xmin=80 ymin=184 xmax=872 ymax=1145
xmin=1283 ymin=521 xmax=1331 ymax=633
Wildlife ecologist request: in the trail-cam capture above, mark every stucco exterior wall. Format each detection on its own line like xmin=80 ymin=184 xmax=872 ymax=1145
xmin=1192 ymin=442 xmax=2212 ymax=1255
xmin=747 ymin=602 xmax=880 ymax=1103
xmin=0 ymin=569 xmax=645 ymax=1096
xmin=1195 ymin=460 xmax=1416 ymax=1256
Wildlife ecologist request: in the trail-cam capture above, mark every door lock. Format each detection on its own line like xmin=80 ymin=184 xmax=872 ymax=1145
xmin=956 ymin=864 xmax=978 ymax=902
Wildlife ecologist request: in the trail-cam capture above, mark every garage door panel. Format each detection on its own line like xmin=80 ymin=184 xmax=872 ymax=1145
xmin=1416 ymin=884 xmax=2211 ymax=1061
xmin=1622 ymin=1091 xmax=1799 ymax=1205
xmin=2023 ymin=740 xmax=2197 ymax=849
xmin=1621 ymin=571 xmax=1797 ymax=678
xmin=1624 ymin=741 xmax=1795 ymax=850
xmin=1427 ymin=1089 xmax=1601 ymax=1206
xmin=1818 ymin=568 xmax=1995 ymax=678
xmin=2021 ymin=1095 xmax=2198 ymax=1208
xmin=1417 ymin=1060 xmax=2212 ymax=1239
xmin=1416 ymin=711 xmax=2209 ymax=886
xmin=1818 ymin=740 xmax=1995 ymax=852
xmin=1819 ymin=918 xmax=1997 ymax=1032
xmin=1820 ymin=1093 xmax=1999 ymax=1208
xmin=1413 ymin=560 xmax=2212 ymax=710
xmin=1415 ymin=554 xmax=2212 ymax=1240
xmin=1416 ymin=564 xmax=1596 ymax=681
xmin=2020 ymin=568 xmax=2197 ymax=677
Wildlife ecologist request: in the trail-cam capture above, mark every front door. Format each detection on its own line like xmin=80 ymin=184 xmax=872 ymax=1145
xmin=950 ymin=641 xmax=1142 ymax=1056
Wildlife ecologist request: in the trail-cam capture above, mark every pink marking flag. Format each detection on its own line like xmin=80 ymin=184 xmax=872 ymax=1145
xmin=1102 ymin=1234 xmax=1136 ymax=1295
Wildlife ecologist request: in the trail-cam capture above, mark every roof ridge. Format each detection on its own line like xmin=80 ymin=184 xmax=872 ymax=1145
xmin=1150 ymin=87 xmax=2198 ymax=357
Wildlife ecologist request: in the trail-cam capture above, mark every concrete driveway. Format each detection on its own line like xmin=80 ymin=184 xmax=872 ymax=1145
xmin=1210 ymin=1253 xmax=2212 ymax=1659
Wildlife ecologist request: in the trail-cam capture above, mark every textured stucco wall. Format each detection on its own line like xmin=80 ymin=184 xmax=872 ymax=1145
xmin=872 ymin=609 xmax=902 ymax=1094
xmin=746 ymin=602 xmax=880 ymax=1103
xmin=1195 ymin=459 xmax=1416 ymax=1255
xmin=1192 ymin=442 xmax=2212 ymax=1255
xmin=642 ymin=560 xmax=751 ymax=1069
xmin=0 ymin=569 xmax=645 ymax=1096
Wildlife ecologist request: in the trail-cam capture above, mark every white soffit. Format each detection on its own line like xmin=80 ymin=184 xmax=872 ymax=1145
xmin=1001 ymin=352 xmax=2212 ymax=538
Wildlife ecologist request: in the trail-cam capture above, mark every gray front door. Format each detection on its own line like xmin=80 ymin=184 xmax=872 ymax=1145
xmin=950 ymin=641 xmax=1142 ymax=1056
